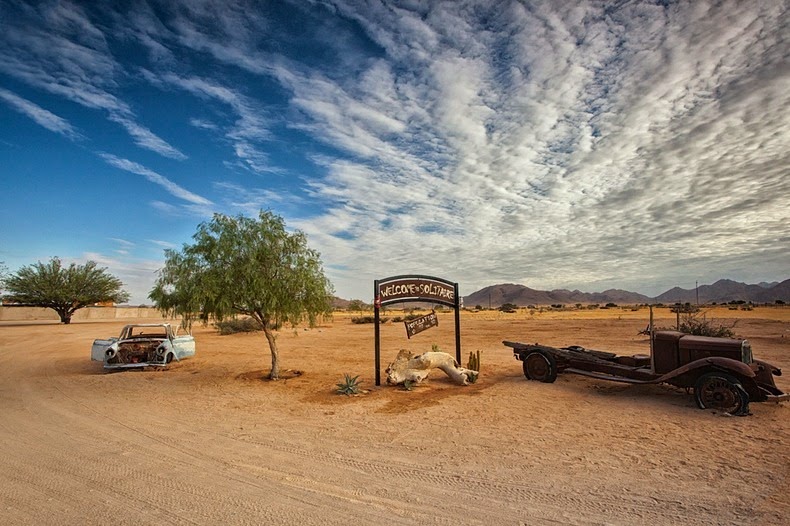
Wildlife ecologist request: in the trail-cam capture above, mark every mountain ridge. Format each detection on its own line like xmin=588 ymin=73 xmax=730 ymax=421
xmin=462 ymin=278 xmax=790 ymax=308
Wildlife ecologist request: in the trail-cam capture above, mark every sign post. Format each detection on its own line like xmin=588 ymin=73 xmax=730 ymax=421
xmin=373 ymin=275 xmax=461 ymax=386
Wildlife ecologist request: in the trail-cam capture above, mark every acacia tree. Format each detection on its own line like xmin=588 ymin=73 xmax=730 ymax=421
xmin=2 ymin=258 xmax=130 ymax=324
xmin=149 ymin=211 xmax=334 ymax=380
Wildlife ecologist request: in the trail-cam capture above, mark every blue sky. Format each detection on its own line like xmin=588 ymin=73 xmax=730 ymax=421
xmin=1 ymin=0 xmax=788 ymax=305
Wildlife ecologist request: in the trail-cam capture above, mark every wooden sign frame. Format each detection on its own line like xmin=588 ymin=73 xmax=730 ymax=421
xmin=373 ymin=275 xmax=461 ymax=386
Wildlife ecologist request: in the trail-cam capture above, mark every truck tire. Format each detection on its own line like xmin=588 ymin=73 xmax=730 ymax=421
xmin=522 ymin=350 xmax=558 ymax=383
xmin=694 ymin=372 xmax=750 ymax=415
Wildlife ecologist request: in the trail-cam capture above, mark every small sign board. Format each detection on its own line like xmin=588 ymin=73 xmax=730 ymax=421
xmin=404 ymin=311 xmax=438 ymax=339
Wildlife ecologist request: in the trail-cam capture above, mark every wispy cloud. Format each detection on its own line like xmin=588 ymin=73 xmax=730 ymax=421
xmin=189 ymin=118 xmax=218 ymax=130
xmin=103 ymin=0 xmax=788 ymax=298
xmin=143 ymin=70 xmax=281 ymax=174
xmin=147 ymin=239 xmax=177 ymax=249
xmin=107 ymin=114 xmax=187 ymax=161
xmin=0 ymin=88 xmax=81 ymax=139
xmin=99 ymin=153 xmax=212 ymax=206
xmin=290 ymin=1 xmax=790 ymax=297
xmin=80 ymin=252 xmax=163 ymax=305
xmin=213 ymin=181 xmax=302 ymax=217
xmin=3 ymin=1 xmax=787 ymax=301
xmin=109 ymin=237 xmax=134 ymax=256
xmin=0 ymin=1 xmax=186 ymax=160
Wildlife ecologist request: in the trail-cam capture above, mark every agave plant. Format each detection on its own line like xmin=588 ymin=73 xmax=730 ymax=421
xmin=336 ymin=373 xmax=362 ymax=395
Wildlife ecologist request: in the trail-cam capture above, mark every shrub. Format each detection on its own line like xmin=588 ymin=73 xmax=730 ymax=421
xmin=671 ymin=303 xmax=699 ymax=313
xmin=347 ymin=299 xmax=370 ymax=311
xmin=214 ymin=317 xmax=262 ymax=335
xmin=677 ymin=312 xmax=736 ymax=338
xmin=351 ymin=316 xmax=389 ymax=324
xmin=336 ymin=374 xmax=362 ymax=395
xmin=392 ymin=313 xmax=421 ymax=323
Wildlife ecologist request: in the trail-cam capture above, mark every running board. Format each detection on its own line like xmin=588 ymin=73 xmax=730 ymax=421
xmin=564 ymin=368 xmax=655 ymax=384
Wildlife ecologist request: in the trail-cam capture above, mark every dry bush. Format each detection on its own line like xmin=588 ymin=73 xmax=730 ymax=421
xmin=673 ymin=311 xmax=736 ymax=338
xmin=214 ymin=317 xmax=262 ymax=335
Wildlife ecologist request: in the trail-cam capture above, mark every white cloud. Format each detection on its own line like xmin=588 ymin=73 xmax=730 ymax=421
xmin=0 ymin=88 xmax=81 ymax=139
xmin=81 ymin=252 xmax=163 ymax=305
xmin=189 ymin=118 xmax=218 ymax=130
xmin=99 ymin=153 xmax=212 ymax=206
xmin=147 ymin=239 xmax=177 ymax=250
xmin=0 ymin=2 xmax=186 ymax=160
xmin=142 ymin=71 xmax=282 ymax=173
xmin=285 ymin=1 xmax=790 ymax=299
xmin=4 ymin=1 xmax=787 ymax=301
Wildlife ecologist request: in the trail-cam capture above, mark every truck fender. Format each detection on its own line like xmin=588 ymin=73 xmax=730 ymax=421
xmin=752 ymin=359 xmax=781 ymax=377
xmin=658 ymin=357 xmax=765 ymax=401
xmin=656 ymin=356 xmax=756 ymax=385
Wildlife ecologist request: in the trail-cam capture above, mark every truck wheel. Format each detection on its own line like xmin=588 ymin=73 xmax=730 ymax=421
xmin=694 ymin=372 xmax=750 ymax=415
xmin=165 ymin=353 xmax=174 ymax=364
xmin=523 ymin=351 xmax=557 ymax=383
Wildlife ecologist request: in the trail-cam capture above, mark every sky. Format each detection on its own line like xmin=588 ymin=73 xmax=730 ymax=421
xmin=0 ymin=0 xmax=788 ymax=305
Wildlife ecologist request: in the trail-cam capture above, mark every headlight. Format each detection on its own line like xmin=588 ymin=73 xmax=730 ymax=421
xmin=741 ymin=340 xmax=752 ymax=364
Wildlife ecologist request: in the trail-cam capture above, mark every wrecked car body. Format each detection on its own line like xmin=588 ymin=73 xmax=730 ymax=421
xmin=91 ymin=324 xmax=195 ymax=370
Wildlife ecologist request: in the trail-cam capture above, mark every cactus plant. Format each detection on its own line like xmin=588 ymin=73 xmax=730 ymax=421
xmin=336 ymin=373 xmax=362 ymax=395
xmin=467 ymin=350 xmax=481 ymax=372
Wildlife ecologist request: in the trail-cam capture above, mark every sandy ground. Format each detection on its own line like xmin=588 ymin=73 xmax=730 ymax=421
xmin=1 ymin=307 xmax=788 ymax=525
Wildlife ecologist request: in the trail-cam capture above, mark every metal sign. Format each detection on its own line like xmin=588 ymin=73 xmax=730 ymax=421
xmin=373 ymin=274 xmax=461 ymax=386
xmin=404 ymin=311 xmax=438 ymax=339
xmin=377 ymin=277 xmax=455 ymax=307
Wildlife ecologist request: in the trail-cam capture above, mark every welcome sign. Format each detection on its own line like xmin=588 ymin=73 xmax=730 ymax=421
xmin=376 ymin=276 xmax=455 ymax=307
xmin=373 ymin=274 xmax=461 ymax=386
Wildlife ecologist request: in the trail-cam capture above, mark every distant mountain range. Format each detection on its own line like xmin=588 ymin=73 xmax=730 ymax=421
xmin=462 ymin=279 xmax=790 ymax=308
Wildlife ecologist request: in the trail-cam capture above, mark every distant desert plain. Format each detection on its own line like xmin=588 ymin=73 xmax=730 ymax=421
xmin=1 ymin=305 xmax=788 ymax=525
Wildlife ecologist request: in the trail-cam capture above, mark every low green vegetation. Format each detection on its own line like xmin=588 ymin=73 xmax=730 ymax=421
xmin=336 ymin=374 xmax=362 ymax=395
xmin=677 ymin=312 xmax=736 ymax=338
xmin=350 ymin=315 xmax=389 ymax=324
xmin=390 ymin=313 xmax=421 ymax=323
xmin=214 ymin=317 xmax=262 ymax=335
xmin=467 ymin=350 xmax=481 ymax=372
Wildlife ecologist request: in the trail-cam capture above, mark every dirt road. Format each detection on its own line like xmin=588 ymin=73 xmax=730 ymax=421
xmin=1 ymin=308 xmax=788 ymax=524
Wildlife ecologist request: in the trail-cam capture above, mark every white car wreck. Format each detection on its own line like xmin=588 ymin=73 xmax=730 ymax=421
xmin=91 ymin=324 xmax=195 ymax=370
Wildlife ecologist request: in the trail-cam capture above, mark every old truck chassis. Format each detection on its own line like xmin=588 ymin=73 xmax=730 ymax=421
xmin=504 ymin=331 xmax=786 ymax=415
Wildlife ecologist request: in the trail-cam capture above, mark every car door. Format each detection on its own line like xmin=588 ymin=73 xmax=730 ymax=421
xmin=172 ymin=335 xmax=196 ymax=359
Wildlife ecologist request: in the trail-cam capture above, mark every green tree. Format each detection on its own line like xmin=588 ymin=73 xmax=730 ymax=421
xmin=149 ymin=211 xmax=334 ymax=380
xmin=1 ymin=258 xmax=129 ymax=324
xmin=347 ymin=299 xmax=369 ymax=312
xmin=0 ymin=261 xmax=8 ymax=300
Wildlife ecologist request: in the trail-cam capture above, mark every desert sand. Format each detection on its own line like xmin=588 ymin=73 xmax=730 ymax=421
xmin=0 ymin=306 xmax=788 ymax=525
